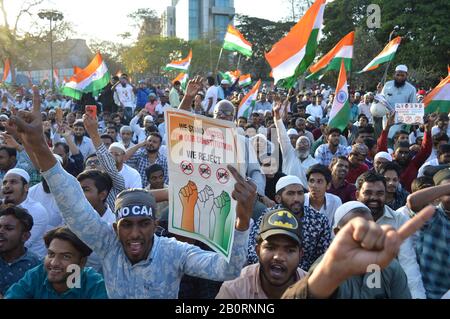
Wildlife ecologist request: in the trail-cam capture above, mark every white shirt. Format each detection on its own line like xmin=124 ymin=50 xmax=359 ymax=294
xmin=418 ymin=158 xmax=439 ymax=177
xmin=204 ymin=86 xmax=218 ymax=115
xmin=300 ymin=155 xmax=318 ymax=172
xmin=274 ymin=119 xmax=308 ymax=188
xmin=358 ymin=102 xmax=373 ymax=123
xmin=155 ymin=103 xmax=171 ymax=115
xmin=118 ymin=140 xmax=135 ymax=150
xmin=114 ymin=84 xmax=135 ymax=108
xmin=431 ymin=125 xmax=450 ymax=137
xmin=120 ymin=164 xmax=142 ymax=189
xmin=28 ymin=182 xmax=63 ymax=231
xmin=53 ymin=134 xmax=96 ymax=161
xmin=304 ymin=192 xmax=342 ymax=228
xmin=305 ymin=103 xmax=323 ymax=120
xmin=18 ymin=196 xmax=50 ymax=259
xmin=377 ymin=205 xmax=427 ymax=299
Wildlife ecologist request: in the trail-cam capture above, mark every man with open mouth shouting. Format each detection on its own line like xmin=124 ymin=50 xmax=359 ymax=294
xmin=217 ymin=208 xmax=306 ymax=299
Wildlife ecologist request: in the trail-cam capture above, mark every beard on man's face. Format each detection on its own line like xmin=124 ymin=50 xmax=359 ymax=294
xmin=394 ymin=78 xmax=406 ymax=88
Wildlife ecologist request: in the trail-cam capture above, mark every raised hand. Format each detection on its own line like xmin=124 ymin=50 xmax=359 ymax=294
xmin=194 ymin=185 xmax=215 ymax=238
xmin=306 ymin=205 xmax=435 ymax=298
xmin=184 ymin=76 xmax=204 ymax=99
xmin=82 ymin=114 xmax=99 ymax=137
xmin=425 ymin=113 xmax=437 ymax=132
xmin=6 ymin=86 xmax=45 ymax=145
xmin=273 ymin=98 xmax=282 ymax=120
xmin=227 ymin=165 xmax=257 ymax=231
xmin=179 ymin=181 xmax=198 ymax=232
xmin=0 ymin=132 xmax=20 ymax=150
xmin=385 ymin=111 xmax=395 ymax=130
xmin=211 ymin=191 xmax=231 ymax=247
xmin=60 ymin=124 xmax=73 ymax=139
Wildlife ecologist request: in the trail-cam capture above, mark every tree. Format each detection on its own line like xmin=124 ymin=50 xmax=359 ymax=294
xmin=318 ymin=0 xmax=450 ymax=89
xmin=89 ymin=40 xmax=126 ymax=76
xmin=283 ymin=0 xmax=313 ymax=22
xmin=0 ymin=0 xmax=44 ymax=83
xmin=127 ymin=8 xmax=161 ymax=40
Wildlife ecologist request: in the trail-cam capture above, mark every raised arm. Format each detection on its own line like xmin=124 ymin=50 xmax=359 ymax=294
xmin=83 ymin=114 xmax=125 ymax=193
xmin=283 ymin=205 xmax=435 ymax=299
xmin=377 ymin=111 xmax=395 ymax=152
xmin=59 ymin=124 xmax=80 ymax=156
xmin=124 ymin=140 xmax=146 ymax=162
xmin=6 ymin=86 xmax=116 ymax=257
xmin=178 ymin=76 xmax=203 ymax=112
xmin=407 ymin=182 xmax=450 ymax=212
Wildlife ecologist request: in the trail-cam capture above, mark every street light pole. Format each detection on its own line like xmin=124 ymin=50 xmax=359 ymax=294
xmin=38 ymin=10 xmax=64 ymax=93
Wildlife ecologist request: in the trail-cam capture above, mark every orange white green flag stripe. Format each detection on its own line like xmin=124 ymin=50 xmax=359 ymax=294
xmin=239 ymin=74 xmax=252 ymax=87
xmin=61 ymin=52 xmax=110 ymax=99
xmin=172 ymin=72 xmax=189 ymax=91
xmin=307 ymin=31 xmax=354 ymax=80
xmin=223 ymin=25 xmax=252 ymax=57
xmin=328 ymin=60 xmax=351 ymax=131
xmin=165 ymin=50 xmax=192 ymax=72
xmin=73 ymin=66 xmax=83 ymax=75
xmin=359 ymin=36 xmax=402 ymax=73
xmin=220 ymin=70 xmax=241 ymax=83
xmin=265 ymin=0 xmax=326 ymax=88
xmin=238 ymin=79 xmax=261 ymax=118
xmin=2 ymin=59 xmax=12 ymax=84
xmin=424 ymin=74 xmax=450 ymax=113
xmin=53 ymin=69 xmax=60 ymax=88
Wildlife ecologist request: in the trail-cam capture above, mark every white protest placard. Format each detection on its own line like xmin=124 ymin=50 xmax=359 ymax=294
xmin=165 ymin=109 xmax=241 ymax=262
xmin=395 ymin=103 xmax=424 ymax=124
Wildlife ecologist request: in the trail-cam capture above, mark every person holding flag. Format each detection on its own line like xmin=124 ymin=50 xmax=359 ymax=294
xmin=328 ymin=60 xmax=351 ymax=132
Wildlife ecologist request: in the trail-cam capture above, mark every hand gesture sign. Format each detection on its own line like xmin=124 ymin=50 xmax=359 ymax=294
xmin=185 ymin=76 xmax=204 ymax=99
xmin=228 ymin=165 xmax=257 ymax=231
xmin=306 ymin=205 xmax=435 ymax=298
xmin=5 ymin=86 xmax=45 ymax=149
xmin=82 ymin=113 xmax=99 ymax=137
xmin=273 ymin=96 xmax=282 ymax=120
xmin=425 ymin=112 xmax=437 ymax=132
xmin=179 ymin=181 xmax=198 ymax=232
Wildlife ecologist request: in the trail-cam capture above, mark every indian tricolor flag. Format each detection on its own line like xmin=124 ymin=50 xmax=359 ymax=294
xmin=2 ymin=59 xmax=12 ymax=84
xmin=61 ymin=53 xmax=110 ymax=100
xmin=265 ymin=0 xmax=326 ymax=88
xmin=239 ymin=74 xmax=252 ymax=87
xmin=220 ymin=70 xmax=241 ymax=83
xmin=307 ymin=31 xmax=354 ymax=80
xmin=53 ymin=69 xmax=60 ymax=88
xmin=424 ymin=74 xmax=450 ymax=113
xmin=223 ymin=25 xmax=252 ymax=57
xmin=237 ymin=79 xmax=261 ymax=118
xmin=328 ymin=61 xmax=351 ymax=131
xmin=172 ymin=72 xmax=189 ymax=91
xmin=73 ymin=66 xmax=82 ymax=75
xmin=359 ymin=36 xmax=402 ymax=73
xmin=165 ymin=50 xmax=192 ymax=72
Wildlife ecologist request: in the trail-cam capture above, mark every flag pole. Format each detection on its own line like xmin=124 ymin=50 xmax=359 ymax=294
xmin=236 ymin=54 xmax=242 ymax=71
xmin=215 ymin=48 xmax=223 ymax=74
xmin=381 ymin=27 xmax=398 ymax=85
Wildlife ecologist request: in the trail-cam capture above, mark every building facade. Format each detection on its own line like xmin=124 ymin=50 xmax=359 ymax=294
xmin=161 ymin=0 xmax=235 ymax=41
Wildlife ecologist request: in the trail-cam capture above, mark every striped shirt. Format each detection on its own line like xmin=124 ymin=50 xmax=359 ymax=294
xmin=416 ymin=205 xmax=450 ymax=299
xmin=95 ymin=143 xmax=125 ymax=212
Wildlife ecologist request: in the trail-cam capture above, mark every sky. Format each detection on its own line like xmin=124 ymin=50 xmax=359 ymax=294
xmin=2 ymin=0 xmax=289 ymax=43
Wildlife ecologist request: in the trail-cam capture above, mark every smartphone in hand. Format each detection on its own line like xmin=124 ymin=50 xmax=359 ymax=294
xmin=85 ymin=105 xmax=97 ymax=119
